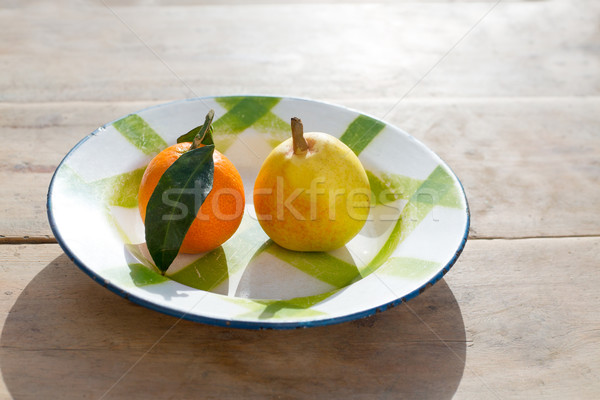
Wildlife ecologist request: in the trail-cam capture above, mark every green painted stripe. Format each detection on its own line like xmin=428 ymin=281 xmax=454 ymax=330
xmin=128 ymin=263 xmax=169 ymax=286
xmin=56 ymin=164 xmax=95 ymax=198
xmin=221 ymin=218 xmax=270 ymax=275
xmin=367 ymin=170 xmax=398 ymax=205
xmin=212 ymin=97 xmax=282 ymax=152
xmin=167 ymin=218 xmax=268 ymax=291
xmin=255 ymin=111 xmax=291 ymax=149
xmin=215 ymin=96 xmax=245 ymax=110
xmin=263 ymin=242 xmax=360 ymax=288
xmin=339 ymin=114 xmax=386 ymax=155
xmin=57 ymin=164 xmax=86 ymax=186
xmin=254 ymin=111 xmax=289 ymax=136
xmin=359 ymin=165 xmax=455 ymax=278
xmin=102 ymin=261 xmax=168 ymax=288
xmin=360 ymin=215 xmax=404 ymax=278
xmin=215 ymin=96 xmax=289 ymax=150
xmin=91 ymin=166 xmax=146 ymax=208
xmin=168 ymin=247 xmax=229 ymax=291
xmin=59 ymin=164 xmax=145 ymax=208
xmin=377 ymin=257 xmax=440 ymax=280
xmin=412 ymin=164 xmax=456 ymax=206
xmin=107 ymin=212 xmax=133 ymax=244
xmin=121 ymin=219 xmax=267 ymax=293
xmin=213 ymin=97 xmax=281 ymax=135
xmin=438 ymin=183 xmax=463 ymax=209
xmin=113 ymin=114 xmax=167 ymax=155
xmin=367 ymin=170 xmax=423 ymax=205
xmin=233 ymin=289 xmax=338 ymax=320
xmin=374 ymin=171 xmax=424 ymax=202
xmin=126 ymin=242 xmax=230 ymax=291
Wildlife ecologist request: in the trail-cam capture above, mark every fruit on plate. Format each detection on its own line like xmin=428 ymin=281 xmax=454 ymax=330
xmin=139 ymin=113 xmax=245 ymax=255
xmin=253 ymin=117 xmax=370 ymax=252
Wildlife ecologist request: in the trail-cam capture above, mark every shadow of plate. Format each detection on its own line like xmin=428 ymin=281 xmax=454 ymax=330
xmin=1 ymin=254 xmax=466 ymax=399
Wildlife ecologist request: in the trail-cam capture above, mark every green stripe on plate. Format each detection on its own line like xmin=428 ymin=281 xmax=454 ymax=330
xmin=263 ymin=241 xmax=360 ymax=288
xmin=113 ymin=114 xmax=167 ymax=156
xmin=107 ymin=212 xmax=133 ymax=244
xmin=58 ymin=163 xmax=145 ymax=208
xmin=254 ymin=111 xmax=289 ymax=135
xmin=359 ymin=165 xmax=456 ymax=278
xmin=166 ymin=217 xmax=268 ymax=291
xmin=360 ymin=215 xmax=404 ymax=278
xmin=102 ymin=260 xmax=168 ymax=288
xmin=233 ymin=289 xmax=338 ymax=320
xmin=213 ymin=97 xmax=281 ymax=135
xmin=168 ymin=247 xmax=229 ymax=291
xmin=255 ymin=111 xmax=291 ymax=149
xmin=367 ymin=170 xmax=424 ymax=205
xmin=212 ymin=97 xmax=282 ymax=152
xmin=215 ymin=96 xmax=245 ymax=110
xmin=377 ymin=257 xmax=440 ymax=280
xmin=220 ymin=217 xmax=270 ymax=275
xmin=411 ymin=164 xmax=457 ymax=206
xmin=438 ymin=182 xmax=464 ymax=209
xmin=128 ymin=263 xmax=169 ymax=286
xmin=339 ymin=114 xmax=386 ymax=155
xmin=91 ymin=166 xmax=146 ymax=208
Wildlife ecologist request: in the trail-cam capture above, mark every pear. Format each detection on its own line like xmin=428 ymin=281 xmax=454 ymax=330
xmin=253 ymin=117 xmax=371 ymax=252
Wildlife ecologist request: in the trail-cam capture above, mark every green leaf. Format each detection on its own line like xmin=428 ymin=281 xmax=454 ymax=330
xmin=145 ymin=145 xmax=215 ymax=272
xmin=177 ymin=110 xmax=215 ymax=146
xmin=199 ymin=126 xmax=214 ymax=146
xmin=177 ymin=125 xmax=214 ymax=145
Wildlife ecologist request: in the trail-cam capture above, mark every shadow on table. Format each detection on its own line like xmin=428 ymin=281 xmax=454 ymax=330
xmin=1 ymin=254 xmax=467 ymax=399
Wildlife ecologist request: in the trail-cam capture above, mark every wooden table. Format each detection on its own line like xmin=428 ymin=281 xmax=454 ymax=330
xmin=1 ymin=0 xmax=599 ymax=398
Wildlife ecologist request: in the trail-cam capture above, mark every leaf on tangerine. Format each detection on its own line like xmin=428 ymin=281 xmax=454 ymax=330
xmin=177 ymin=110 xmax=215 ymax=145
xmin=145 ymin=145 xmax=215 ymax=272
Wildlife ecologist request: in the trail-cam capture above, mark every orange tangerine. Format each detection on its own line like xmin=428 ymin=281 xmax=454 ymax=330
xmin=138 ymin=142 xmax=245 ymax=253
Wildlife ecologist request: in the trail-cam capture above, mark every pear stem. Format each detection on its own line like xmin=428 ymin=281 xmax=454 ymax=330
xmin=291 ymin=117 xmax=308 ymax=155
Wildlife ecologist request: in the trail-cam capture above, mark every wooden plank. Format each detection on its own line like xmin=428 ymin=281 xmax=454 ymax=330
xmin=0 ymin=238 xmax=599 ymax=398
xmin=0 ymin=1 xmax=598 ymax=400
xmin=0 ymin=173 xmax=54 ymax=241
xmin=0 ymin=101 xmax=159 ymax=240
xmin=0 ymin=243 xmax=467 ymax=399
xmin=367 ymin=97 xmax=600 ymax=239
xmin=1 ymin=98 xmax=599 ymax=239
xmin=106 ymin=0 xmax=515 ymax=5
xmin=446 ymin=237 xmax=600 ymax=399
xmin=1 ymin=1 xmax=598 ymax=102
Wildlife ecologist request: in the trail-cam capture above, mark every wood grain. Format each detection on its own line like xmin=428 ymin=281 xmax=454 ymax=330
xmin=447 ymin=237 xmax=600 ymax=399
xmin=0 ymin=244 xmax=467 ymax=399
xmin=2 ymin=0 xmax=599 ymax=398
xmin=0 ymin=101 xmax=160 ymax=240
xmin=0 ymin=238 xmax=598 ymax=398
xmin=1 ymin=98 xmax=599 ymax=239
xmin=1 ymin=1 xmax=598 ymax=102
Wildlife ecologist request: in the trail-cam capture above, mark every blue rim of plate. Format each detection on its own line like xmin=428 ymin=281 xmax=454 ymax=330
xmin=46 ymin=95 xmax=470 ymax=330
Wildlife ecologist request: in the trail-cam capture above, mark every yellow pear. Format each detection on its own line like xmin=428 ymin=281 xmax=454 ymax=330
xmin=253 ymin=117 xmax=371 ymax=251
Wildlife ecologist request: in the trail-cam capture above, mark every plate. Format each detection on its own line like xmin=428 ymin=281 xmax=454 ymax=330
xmin=47 ymin=95 xmax=469 ymax=329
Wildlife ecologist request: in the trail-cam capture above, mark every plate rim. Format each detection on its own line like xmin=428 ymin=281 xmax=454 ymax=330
xmin=46 ymin=94 xmax=470 ymax=330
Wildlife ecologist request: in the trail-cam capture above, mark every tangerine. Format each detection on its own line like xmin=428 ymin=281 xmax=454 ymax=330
xmin=138 ymin=142 xmax=245 ymax=253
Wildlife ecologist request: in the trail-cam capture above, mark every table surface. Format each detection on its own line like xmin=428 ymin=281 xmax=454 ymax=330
xmin=2 ymin=0 xmax=599 ymax=398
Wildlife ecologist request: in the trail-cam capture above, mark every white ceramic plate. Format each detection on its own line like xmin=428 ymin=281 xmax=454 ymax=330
xmin=47 ymin=96 xmax=469 ymax=329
